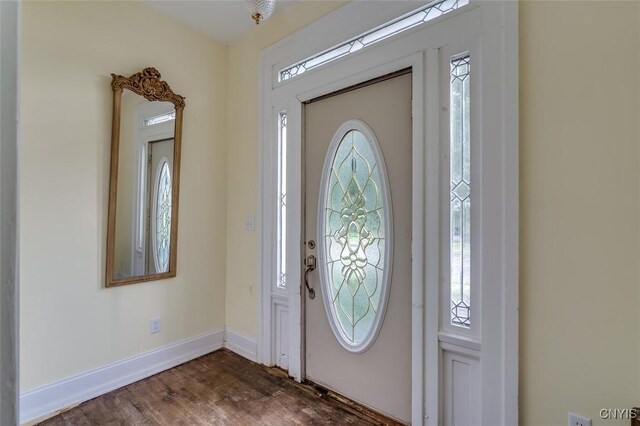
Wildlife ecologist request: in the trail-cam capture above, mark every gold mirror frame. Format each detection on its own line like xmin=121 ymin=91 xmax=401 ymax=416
xmin=105 ymin=68 xmax=185 ymax=287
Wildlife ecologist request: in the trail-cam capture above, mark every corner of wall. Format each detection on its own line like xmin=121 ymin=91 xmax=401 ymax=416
xmin=223 ymin=0 xmax=348 ymax=341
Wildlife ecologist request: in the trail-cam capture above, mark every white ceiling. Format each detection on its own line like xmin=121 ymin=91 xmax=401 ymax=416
xmin=142 ymin=0 xmax=298 ymax=44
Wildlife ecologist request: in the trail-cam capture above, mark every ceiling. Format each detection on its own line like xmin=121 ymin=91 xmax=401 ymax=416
xmin=142 ymin=0 xmax=298 ymax=44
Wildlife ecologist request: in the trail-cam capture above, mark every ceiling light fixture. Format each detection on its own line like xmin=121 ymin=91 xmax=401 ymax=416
xmin=245 ymin=0 xmax=275 ymax=25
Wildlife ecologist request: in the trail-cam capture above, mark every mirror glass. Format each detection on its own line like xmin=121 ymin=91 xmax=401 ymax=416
xmin=112 ymin=89 xmax=176 ymax=280
xmin=106 ymin=67 xmax=184 ymax=287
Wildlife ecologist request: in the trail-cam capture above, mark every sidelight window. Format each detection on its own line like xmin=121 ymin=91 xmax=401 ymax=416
xmin=277 ymin=112 xmax=288 ymax=289
xmin=449 ymin=55 xmax=471 ymax=328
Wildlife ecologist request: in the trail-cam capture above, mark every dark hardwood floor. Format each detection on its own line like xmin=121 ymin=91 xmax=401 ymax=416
xmin=39 ymin=349 xmax=392 ymax=425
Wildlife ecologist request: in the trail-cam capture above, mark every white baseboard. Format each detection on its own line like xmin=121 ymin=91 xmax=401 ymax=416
xmin=20 ymin=329 xmax=224 ymax=425
xmin=224 ymin=329 xmax=258 ymax=362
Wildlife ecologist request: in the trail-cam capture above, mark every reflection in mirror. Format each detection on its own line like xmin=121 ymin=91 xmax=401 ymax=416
xmin=106 ymin=68 xmax=185 ymax=287
xmin=113 ymin=93 xmax=175 ymax=279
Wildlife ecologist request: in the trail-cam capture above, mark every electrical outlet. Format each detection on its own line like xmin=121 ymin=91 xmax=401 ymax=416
xmin=568 ymin=413 xmax=591 ymax=426
xmin=150 ymin=317 xmax=161 ymax=334
xmin=245 ymin=216 xmax=255 ymax=231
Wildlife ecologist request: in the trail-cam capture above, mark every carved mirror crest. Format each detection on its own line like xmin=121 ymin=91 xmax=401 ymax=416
xmin=106 ymin=68 xmax=185 ymax=287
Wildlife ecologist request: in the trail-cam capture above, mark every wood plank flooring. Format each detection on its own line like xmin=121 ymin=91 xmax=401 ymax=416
xmin=39 ymin=349 xmax=394 ymax=426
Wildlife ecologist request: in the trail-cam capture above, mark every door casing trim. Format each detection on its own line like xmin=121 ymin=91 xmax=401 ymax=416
xmin=257 ymin=2 xmax=518 ymax=425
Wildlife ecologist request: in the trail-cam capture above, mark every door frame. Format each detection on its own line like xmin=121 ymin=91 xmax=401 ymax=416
xmin=257 ymin=2 xmax=518 ymax=424
xmin=0 ymin=1 xmax=21 ymax=424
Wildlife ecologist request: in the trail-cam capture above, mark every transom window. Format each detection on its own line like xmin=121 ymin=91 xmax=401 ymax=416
xmin=144 ymin=111 xmax=176 ymax=127
xmin=279 ymin=0 xmax=469 ymax=82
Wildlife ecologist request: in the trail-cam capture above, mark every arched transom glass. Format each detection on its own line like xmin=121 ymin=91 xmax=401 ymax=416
xmin=318 ymin=121 xmax=392 ymax=353
xmin=154 ymin=160 xmax=172 ymax=273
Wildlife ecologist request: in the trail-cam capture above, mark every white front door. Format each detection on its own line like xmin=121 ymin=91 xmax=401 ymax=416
xmin=303 ymin=72 xmax=412 ymax=423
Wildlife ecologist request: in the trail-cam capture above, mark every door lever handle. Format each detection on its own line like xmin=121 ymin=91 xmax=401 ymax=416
xmin=304 ymin=255 xmax=316 ymax=299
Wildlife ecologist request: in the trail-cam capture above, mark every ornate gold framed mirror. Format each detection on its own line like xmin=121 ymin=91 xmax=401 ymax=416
xmin=105 ymin=68 xmax=185 ymax=287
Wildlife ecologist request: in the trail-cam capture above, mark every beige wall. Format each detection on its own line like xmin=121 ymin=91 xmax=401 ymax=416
xmin=520 ymin=2 xmax=640 ymax=424
xmin=20 ymin=1 xmax=228 ymax=391
xmin=225 ymin=0 xmax=346 ymax=336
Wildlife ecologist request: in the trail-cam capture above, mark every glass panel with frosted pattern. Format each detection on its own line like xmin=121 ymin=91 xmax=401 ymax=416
xmin=323 ymin=130 xmax=387 ymax=345
xmin=279 ymin=0 xmax=469 ymax=81
xmin=277 ymin=112 xmax=287 ymax=289
xmin=450 ymin=55 xmax=471 ymax=328
xmin=154 ymin=161 xmax=171 ymax=273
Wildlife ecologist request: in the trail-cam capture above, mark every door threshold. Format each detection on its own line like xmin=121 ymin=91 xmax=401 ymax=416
xmin=302 ymin=379 xmax=407 ymax=426
xmin=263 ymin=366 xmax=404 ymax=425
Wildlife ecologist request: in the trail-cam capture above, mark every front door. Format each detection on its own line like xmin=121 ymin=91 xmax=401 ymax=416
xmin=304 ymin=72 xmax=412 ymax=423
xmin=146 ymin=138 xmax=174 ymax=275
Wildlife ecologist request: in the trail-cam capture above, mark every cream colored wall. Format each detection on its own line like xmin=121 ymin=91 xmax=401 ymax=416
xmin=520 ymin=1 xmax=640 ymax=425
xmin=20 ymin=1 xmax=227 ymax=391
xmin=225 ymin=0 xmax=346 ymax=337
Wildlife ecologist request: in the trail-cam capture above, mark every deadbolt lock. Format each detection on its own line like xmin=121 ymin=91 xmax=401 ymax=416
xmin=304 ymin=254 xmax=316 ymax=269
xmin=307 ymin=240 xmax=316 ymax=249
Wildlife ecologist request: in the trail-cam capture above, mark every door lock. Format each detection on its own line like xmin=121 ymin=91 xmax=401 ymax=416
xmin=304 ymin=255 xmax=316 ymax=299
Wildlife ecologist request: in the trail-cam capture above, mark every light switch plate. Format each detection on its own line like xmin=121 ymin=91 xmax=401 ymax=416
xmin=568 ymin=413 xmax=591 ymax=426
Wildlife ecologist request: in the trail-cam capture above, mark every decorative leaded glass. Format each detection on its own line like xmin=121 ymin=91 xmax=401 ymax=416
xmin=277 ymin=112 xmax=287 ymax=288
xmin=279 ymin=0 xmax=469 ymax=82
xmin=154 ymin=161 xmax=172 ymax=273
xmin=144 ymin=111 xmax=176 ymax=127
xmin=319 ymin=122 xmax=392 ymax=352
xmin=450 ymin=55 xmax=471 ymax=328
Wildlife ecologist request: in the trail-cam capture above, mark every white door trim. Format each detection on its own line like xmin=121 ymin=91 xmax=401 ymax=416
xmin=0 ymin=1 xmax=21 ymax=424
xmin=258 ymin=2 xmax=518 ymax=424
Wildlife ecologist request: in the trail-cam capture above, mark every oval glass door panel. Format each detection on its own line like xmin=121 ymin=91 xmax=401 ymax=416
xmin=153 ymin=159 xmax=172 ymax=273
xmin=318 ymin=120 xmax=393 ymax=353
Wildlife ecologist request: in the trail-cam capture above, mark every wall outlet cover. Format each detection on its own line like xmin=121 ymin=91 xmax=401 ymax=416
xmin=568 ymin=413 xmax=592 ymax=426
xmin=150 ymin=317 xmax=161 ymax=334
